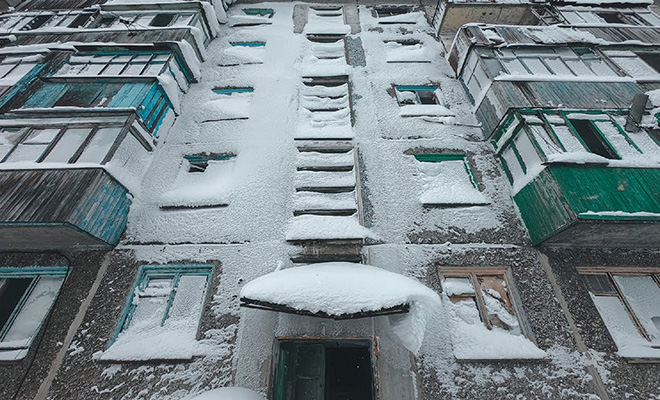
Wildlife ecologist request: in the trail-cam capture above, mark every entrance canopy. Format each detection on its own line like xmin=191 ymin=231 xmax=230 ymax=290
xmin=240 ymin=262 xmax=441 ymax=352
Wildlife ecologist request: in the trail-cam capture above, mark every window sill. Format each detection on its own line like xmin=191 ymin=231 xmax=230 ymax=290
xmin=0 ymin=349 xmax=28 ymax=362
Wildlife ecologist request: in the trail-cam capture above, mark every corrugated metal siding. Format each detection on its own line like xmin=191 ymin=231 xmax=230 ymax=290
xmin=513 ymin=168 xmax=575 ymax=245
xmin=0 ymin=169 xmax=130 ymax=246
xmin=552 ymin=166 xmax=660 ymax=215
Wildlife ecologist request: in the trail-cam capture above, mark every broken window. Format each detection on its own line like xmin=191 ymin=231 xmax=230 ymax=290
xmin=0 ymin=268 xmax=67 ymax=361
xmin=395 ymin=86 xmax=439 ymax=106
xmin=439 ymin=268 xmax=543 ymax=360
xmin=581 ymin=269 xmax=660 ymax=359
xmin=569 ymin=119 xmax=619 ymax=159
xmin=103 ymin=265 xmax=213 ymax=361
xmin=274 ymin=340 xmax=374 ymax=400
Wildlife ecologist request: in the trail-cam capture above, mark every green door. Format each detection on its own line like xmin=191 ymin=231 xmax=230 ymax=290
xmin=294 ymin=344 xmax=325 ymax=400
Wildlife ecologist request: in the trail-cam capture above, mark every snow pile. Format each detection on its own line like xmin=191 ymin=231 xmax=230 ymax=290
xmin=385 ymin=40 xmax=429 ymax=63
xmin=418 ymin=160 xmax=489 ymax=206
xmin=188 ymin=387 xmax=265 ymax=400
xmin=400 ymin=104 xmax=454 ymax=118
xmin=160 ymin=158 xmax=237 ymax=208
xmin=193 ymin=92 xmax=252 ymax=122
xmin=222 ymin=45 xmax=265 ymax=65
xmin=240 ymin=262 xmax=442 ymax=353
xmin=285 ymin=214 xmax=372 ymax=240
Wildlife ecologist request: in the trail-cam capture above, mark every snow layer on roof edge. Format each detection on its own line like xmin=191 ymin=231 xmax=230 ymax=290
xmin=240 ymin=262 xmax=442 ymax=353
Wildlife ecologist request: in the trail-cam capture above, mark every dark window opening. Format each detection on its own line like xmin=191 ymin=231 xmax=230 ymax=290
xmin=375 ymin=6 xmax=412 ymax=17
xmin=638 ymin=53 xmax=660 ymax=74
xmin=96 ymin=15 xmax=117 ymax=28
xmin=150 ymin=14 xmax=175 ymax=27
xmin=54 ymin=84 xmax=105 ymax=107
xmin=597 ymin=13 xmax=625 ymax=24
xmin=184 ymin=153 xmax=236 ymax=173
xmin=275 ymin=341 xmax=374 ymax=400
xmin=20 ymin=15 xmax=52 ymax=31
xmin=68 ymin=13 xmax=92 ymax=28
xmin=570 ymin=119 xmax=618 ymax=159
xmin=583 ymin=274 xmax=616 ymax=295
xmin=0 ymin=278 xmax=33 ymax=331
xmin=418 ymin=91 xmax=437 ymax=105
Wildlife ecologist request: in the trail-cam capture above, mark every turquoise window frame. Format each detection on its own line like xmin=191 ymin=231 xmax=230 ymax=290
xmin=109 ymin=264 xmax=213 ymax=347
xmin=212 ymin=87 xmax=254 ymax=95
xmin=0 ymin=267 xmax=68 ymax=354
xmin=394 ymin=85 xmax=439 ymax=105
xmin=413 ymin=153 xmax=480 ymax=190
xmin=230 ymin=42 xmax=266 ymax=47
xmin=242 ymin=8 xmax=274 ymax=17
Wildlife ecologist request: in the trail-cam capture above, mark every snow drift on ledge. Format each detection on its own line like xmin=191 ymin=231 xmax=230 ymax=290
xmin=240 ymin=262 xmax=442 ymax=353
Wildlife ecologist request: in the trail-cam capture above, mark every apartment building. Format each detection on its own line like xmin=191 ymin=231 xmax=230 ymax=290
xmin=0 ymin=0 xmax=659 ymax=399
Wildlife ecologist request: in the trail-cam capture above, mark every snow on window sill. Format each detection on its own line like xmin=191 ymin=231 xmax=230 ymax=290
xmin=0 ymin=348 xmax=28 ymax=361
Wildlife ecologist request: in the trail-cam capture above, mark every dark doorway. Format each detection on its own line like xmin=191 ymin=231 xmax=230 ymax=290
xmin=275 ymin=340 xmax=374 ymax=400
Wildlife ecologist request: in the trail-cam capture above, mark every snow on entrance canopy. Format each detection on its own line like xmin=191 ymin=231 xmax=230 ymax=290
xmin=188 ymin=387 xmax=265 ymax=400
xmin=240 ymin=262 xmax=441 ymax=353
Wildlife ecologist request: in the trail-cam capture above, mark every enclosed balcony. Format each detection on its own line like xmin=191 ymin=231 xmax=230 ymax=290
xmin=495 ymin=109 xmax=660 ymax=246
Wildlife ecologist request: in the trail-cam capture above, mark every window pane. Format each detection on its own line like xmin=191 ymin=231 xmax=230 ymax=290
xmin=521 ymin=58 xmax=551 ymax=75
xmin=165 ymin=275 xmax=207 ymax=335
xmin=584 ymin=58 xmax=617 ymax=76
xmin=0 ymin=278 xmax=33 ymax=336
xmin=502 ymin=147 xmax=524 ymax=183
xmin=551 ymin=124 xmax=585 ymax=152
xmin=23 ymin=128 xmax=60 ymax=144
xmin=592 ymin=295 xmax=644 ymax=347
xmin=128 ymin=278 xmax=172 ymax=332
xmin=0 ymin=128 xmax=26 ymax=161
xmin=614 ymin=275 xmax=660 ymax=340
xmin=502 ymin=58 xmax=528 ymax=75
xmin=544 ymin=58 xmax=574 ymax=76
xmin=478 ymin=276 xmax=521 ymax=334
xmin=43 ymin=128 xmax=92 ymax=163
xmin=101 ymin=63 xmax=125 ymax=75
xmin=2 ymin=277 xmax=63 ymax=347
xmin=613 ymin=56 xmax=660 ymax=79
xmin=123 ymin=63 xmax=145 ymax=75
xmin=565 ymin=59 xmax=594 ymax=76
xmin=143 ymin=62 xmax=165 ymax=75
xmin=528 ymin=125 xmax=561 ymax=156
xmin=514 ymin=132 xmax=541 ymax=172
xmin=76 ymin=127 xmax=121 ymax=163
xmin=583 ymin=274 xmax=616 ymax=295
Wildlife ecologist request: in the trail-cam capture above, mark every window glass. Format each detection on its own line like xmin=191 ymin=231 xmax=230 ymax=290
xmin=613 ymin=275 xmax=660 ymax=340
xmin=76 ymin=127 xmax=121 ymax=163
xmin=551 ymin=124 xmax=586 ymax=152
xmin=502 ymin=146 xmax=524 ymax=183
xmin=593 ymin=121 xmax=640 ymax=157
xmin=0 ymin=128 xmax=25 ymax=161
xmin=544 ymin=57 xmax=573 ymax=76
xmin=43 ymin=127 xmax=92 ymax=163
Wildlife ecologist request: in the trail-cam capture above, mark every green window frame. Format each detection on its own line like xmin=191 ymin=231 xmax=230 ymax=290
xmin=109 ymin=264 xmax=213 ymax=348
xmin=394 ymin=85 xmax=439 ymax=106
xmin=212 ymin=87 xmax=254 ymax=95
xmin=0 ymin=267 xmax=67 ymax=361
xmin=242 ymin=8 xmax=274 ymax=17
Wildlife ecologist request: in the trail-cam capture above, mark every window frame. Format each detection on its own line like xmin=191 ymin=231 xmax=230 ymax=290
xmin=438 ymin=267 xmax=534 ymax=339
xmin=394 ymin=85 xmax=440 ymax=106
xmin=0 ymin=267 xmax=68 ymax=361
xmin=108 ymin=264 xmax=213 ymax=349
xmin=579 ymin=267 xmax=660 ymax=348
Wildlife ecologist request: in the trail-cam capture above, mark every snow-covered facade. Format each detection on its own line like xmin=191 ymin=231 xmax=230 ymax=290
xmin=1 ymin=0 xmax=660 ymax=399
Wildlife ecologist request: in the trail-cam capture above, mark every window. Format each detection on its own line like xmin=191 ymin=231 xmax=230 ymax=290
xmin=414 ymin=154 xmax=489 ymax=207
xmin=497 ymin=47 xmax=618 ymax=78
xmin=439 ymin=267 xmax=544 ymax=360
xmin=95 ymin=15 xmax=117 ymax=28
xmin=0 ymin=267 xmax=67 ymax=361
xmin=55 ymin=53 xmax=171 ymax=77
xmin=102 ymin=265 xmax=213 ymax=361
xmin=212 ymin=87 xmax=255 ymax=95
xmin=184 ymin=153 xmax=236 ymax=173
xmin=0 ymin=57 xmax=39 ymax=86
xmin=375 ymin=5 xmax=412 ymax=17
xmin=242 ymin=8 xmax=274 ymax=18
xmin=581 ymin=269 xmax=660 ymax=359
xmin=274 ymin=340 xmax=374 ymax=400
xmin=1 ymin=126 xmax=125 ymax=164
xmin=19 ymin=15 xmax=52 ymax=31
xmin=569 ymin=119 xmax=619 ymax=159
xmin=395 ymin=86 xmax=439 ymax=105
xmin=150 ymin=13 xmax=175 ymax=27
